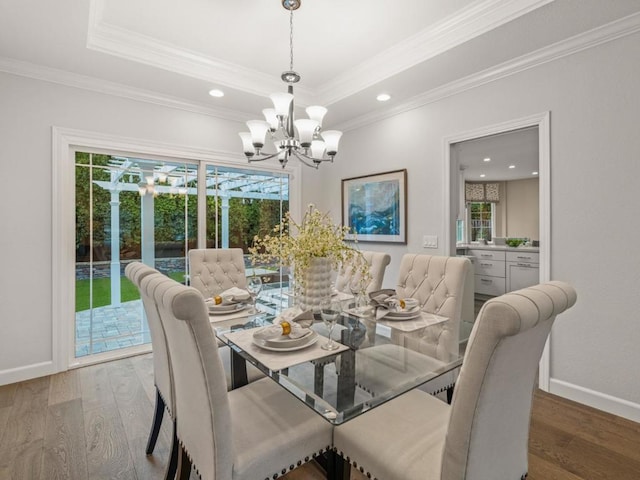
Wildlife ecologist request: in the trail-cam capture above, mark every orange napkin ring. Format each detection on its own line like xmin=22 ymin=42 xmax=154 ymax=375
xmin=280 ymin=321 xmax=291 ymax=336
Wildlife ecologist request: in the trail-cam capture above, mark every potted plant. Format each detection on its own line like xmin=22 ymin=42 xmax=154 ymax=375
xmin=250 ymin=204 xmax=370 ymax=310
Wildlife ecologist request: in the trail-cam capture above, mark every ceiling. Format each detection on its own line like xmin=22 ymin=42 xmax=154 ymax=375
xmin=455 ymin=127 xmax=539 ymax=181
xmin=1 ymin=0 xmax=639 ymax=131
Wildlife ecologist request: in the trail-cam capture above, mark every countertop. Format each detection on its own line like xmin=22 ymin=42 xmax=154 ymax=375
xmin=456 ymin=244 xmax=540 ymax=253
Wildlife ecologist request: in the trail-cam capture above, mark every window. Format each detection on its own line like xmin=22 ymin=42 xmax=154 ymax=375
xmin=468 ymin=202 xmax=494 ymax=242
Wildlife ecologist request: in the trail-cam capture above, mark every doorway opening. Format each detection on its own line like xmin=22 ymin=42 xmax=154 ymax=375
xmin=443 ymin=112 xmax=551 ymax=385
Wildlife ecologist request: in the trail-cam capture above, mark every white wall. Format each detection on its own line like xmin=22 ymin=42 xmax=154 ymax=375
xmin=307 ymin=32 xmax=640 ymax=420
xmin=0 ymin=73 xmax=283 ymax=381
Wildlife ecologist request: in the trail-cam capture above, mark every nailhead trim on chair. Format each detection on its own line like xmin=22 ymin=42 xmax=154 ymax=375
xmin=156 ymin=384 xmax=174 ymax=419
xmin=182 ymin=442 xmax=332 ymax=479
xmin=334 ymin=447 xmax=378 ymax=480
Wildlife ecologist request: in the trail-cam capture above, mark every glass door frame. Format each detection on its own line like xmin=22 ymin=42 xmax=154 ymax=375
xmin=53 ymin=127 xmax=301 ymax=371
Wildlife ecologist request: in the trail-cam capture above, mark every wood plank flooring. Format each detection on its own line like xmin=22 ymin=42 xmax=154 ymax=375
xmin=0 ymin=353 xmax=639 ymax=479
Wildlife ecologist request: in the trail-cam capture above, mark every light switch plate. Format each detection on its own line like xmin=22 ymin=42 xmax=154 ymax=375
xmin=423 ymin=235 xmax=438 ymax=248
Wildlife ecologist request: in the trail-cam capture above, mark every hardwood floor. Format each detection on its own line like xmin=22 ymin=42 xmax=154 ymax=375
xmin=1 ymin=354 xmax=639 ymax=479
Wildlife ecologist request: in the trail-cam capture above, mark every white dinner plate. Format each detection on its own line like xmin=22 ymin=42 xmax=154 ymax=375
xmin=383 ymin=307 xmax=422 ymax=321
xmin=208 ymin=303 xmax=246 ymax=315
xmin=252 ymin=331 xmax=319 ymax=352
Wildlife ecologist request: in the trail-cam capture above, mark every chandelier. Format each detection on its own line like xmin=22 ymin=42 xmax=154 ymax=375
xmin=238 ymin=0 xmax=342 ymax=169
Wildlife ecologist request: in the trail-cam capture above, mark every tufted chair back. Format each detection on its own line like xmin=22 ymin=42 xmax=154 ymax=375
xmin=188 ymin=248 xmax=247 ymax=298
xmin=335 ymin=250 xmax=392 ymax=295
xmin=394 ymin=254 xmax=470 ymax=360
xmin=442 ymin=281 xmax=577 ymax=479
xmin=125 ymin=262 xmax=174 ymax=415
xmin=153 ymin=277 xmax=233 ymax=480
xmin=138 ymin=269 xmax=176 ymax=416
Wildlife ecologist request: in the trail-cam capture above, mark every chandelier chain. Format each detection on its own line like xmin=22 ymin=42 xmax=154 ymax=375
xmin=289 ymin=6 xmax=294 ymax=72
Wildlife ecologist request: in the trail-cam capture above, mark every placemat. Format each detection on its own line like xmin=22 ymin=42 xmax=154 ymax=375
xmin=346 ymin=308 xmax=449 ymax=333
xmin=209 ymin=307 xmax=252 ymax=324
xmin=222 ymin=326 xmax=349 ymax=371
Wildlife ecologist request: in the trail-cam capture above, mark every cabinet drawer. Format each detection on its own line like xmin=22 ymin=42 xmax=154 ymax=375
xmin=475 ymin=275 xmax=506 ymax=296
xmin=469 ymin=249 xmax=506 ymax=261
xmin=474 ymin=259 xmax=505 ymax=277
xmin=506 ymin=251 xmax=539 ymax=264
xmin=507 ymin=263 xmax=540 ymax=291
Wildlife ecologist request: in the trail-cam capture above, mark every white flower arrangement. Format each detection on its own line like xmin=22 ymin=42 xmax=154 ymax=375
xmin=250 ymin=204 xmax=370 ymax=293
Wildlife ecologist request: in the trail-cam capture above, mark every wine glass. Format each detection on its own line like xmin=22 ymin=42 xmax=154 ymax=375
xmin=246 ymin=276 xmax=263 ymax=314
xmin=320 ymin=297 xmax=342 ymax=351
xmin=349 ymin=277 xmax=367 ymax=314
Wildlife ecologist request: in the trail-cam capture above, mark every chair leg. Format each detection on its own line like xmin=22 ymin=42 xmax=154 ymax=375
xmin=146 ymin=387 xmax=165 ymax=454
xmin=446 ymin=385 xmax=455 ymax=404
xmin=325 ymin=450 xmax=351 ymax=480
xmin=177 ymin=444 xmax=192 ymax=480
xmin=164 ymin=419 xmax=178 ymax=480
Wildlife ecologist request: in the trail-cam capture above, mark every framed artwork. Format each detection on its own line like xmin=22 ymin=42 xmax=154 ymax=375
xmin=341 ymin=169 xmax=407 ymax=244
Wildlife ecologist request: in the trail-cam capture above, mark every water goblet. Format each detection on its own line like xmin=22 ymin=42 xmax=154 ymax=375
xmin=320 ymin=297 xmax=342 ymax=351
xmin=349 ymin=277 xmax=367 ymax=314
xmin=246 ymin=276 xmax=263 ymax=314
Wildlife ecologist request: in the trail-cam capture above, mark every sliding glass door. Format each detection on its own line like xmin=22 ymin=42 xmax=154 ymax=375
xmin=74 ymin=153 xmax=289 ymax=360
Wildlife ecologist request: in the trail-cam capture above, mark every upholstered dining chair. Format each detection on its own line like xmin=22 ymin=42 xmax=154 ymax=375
xmin=353 ymin=254 xmax=470 ymax=401
xmin=152 ymin=275 xmax=334 ymax=480
xmin=392 ymin=254 xmax=471 ymax=360
xmin=188 ymin=248 xmax=248 ymax=298
xmin=128 ymin=261 xmax=264 ymax=480
xmin=187 ymin=249 xmax=265 ymax=387
xmin=334 ymin=281 xmax=577 ymax=480
xmin=125 ymin=262 xmax=178 ymax=480
xmin=334 ymin=250 xmax=391 ymax=295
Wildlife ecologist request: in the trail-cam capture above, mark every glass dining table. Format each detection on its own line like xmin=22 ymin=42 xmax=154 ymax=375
xmin=211 ymin=283 xmax=463 ymax=425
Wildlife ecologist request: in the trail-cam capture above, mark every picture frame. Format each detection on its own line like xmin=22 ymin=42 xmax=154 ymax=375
xmin=341 ymin=169 xmax=407 ymax=244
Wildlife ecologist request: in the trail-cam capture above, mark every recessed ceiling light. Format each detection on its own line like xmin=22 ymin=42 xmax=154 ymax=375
xmin=483 ymin=157 xmax=491 ymax=162
xmin=509 ymin=165 xmax=515 ymax=169
xmin=532 ymin=171 xmax=539 ymax=175
xmin=376 ymin=93 xmax=391 ymax=102
xmin=480 ymin=174 xmax=486 ymax=178
xmin=208 ymin=89 xmax=224 ymax=98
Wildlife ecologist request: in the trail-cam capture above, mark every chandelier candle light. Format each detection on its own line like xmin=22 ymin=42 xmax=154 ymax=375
xmin=238 ymin=0 xmax=342 ymax=169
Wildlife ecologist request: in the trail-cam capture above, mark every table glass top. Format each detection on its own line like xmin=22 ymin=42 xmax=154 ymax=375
xmin=213 ymin=283 xmax=462 ymax=424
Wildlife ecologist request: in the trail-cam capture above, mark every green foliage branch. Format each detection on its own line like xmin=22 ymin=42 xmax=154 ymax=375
xmin=250 ymin=204 xmax=371 ymax=293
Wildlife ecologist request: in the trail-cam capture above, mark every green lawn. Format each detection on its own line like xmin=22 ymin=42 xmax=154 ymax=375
xmin=76 ymin=272 xmax=186 ymax=312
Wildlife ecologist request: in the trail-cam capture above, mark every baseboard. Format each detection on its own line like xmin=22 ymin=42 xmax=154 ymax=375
xmin=0 ymin=361 xmax=56 ymax=386
xmin=549 ymin=378 xmax=640 ymax=423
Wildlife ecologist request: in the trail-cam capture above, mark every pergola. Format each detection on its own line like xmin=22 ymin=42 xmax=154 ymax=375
xmin=92 ymin=157 xmax=288 ymax=305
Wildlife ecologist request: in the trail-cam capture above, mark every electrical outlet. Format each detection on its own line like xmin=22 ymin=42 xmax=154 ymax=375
xmin=423 ymin=235 xmax=438 ymax=249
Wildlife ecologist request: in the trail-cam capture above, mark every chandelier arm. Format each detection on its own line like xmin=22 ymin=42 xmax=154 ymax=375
xmin=291 ymin=150 xmax=319 ymax=169
xmin=247 ymin=151 xmax=283 ymax=163
xmin=295 ymin=150 xmax=333 ymax=163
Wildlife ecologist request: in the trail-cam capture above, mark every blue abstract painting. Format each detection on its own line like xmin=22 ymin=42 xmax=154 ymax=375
xmin=348 ymin=179 xmax=400 ymax=235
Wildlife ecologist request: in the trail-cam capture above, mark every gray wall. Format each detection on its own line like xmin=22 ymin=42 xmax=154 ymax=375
xmin=0 ymin=72 xmax=277 ymax=375
xmin=306 ymin=31 xmax=640 ymax=419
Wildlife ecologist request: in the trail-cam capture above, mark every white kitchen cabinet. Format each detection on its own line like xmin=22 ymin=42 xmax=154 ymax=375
xmin=506 ymin=250 xmax=540 ymax=291
xmin=469 ymin=249 xmax=506 ymax=296
xmin=461 ymin=247 xmax=540 ymax=297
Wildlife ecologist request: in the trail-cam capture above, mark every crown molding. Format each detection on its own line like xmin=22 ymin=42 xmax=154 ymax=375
xmin=335 ymin=11 xmax=640 ymax=132
xmin=314 ymin=0 xmax=554 ymax=105
xmin=0 ymin=56 xmax=251 ymax=123
xmin=86 ymin=0 xmax=315 ymax=104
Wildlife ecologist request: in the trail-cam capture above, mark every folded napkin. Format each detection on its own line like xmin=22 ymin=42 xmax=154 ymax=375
xmin=368 ymin=289 xmax=415 ymax=320
xmin=259 ymin=324 xmax=310 ymax=340
xmin=206 ymin=287 xmax=251 ymax=305
xmin=272 ymin=306 xmax=315 ymax=329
